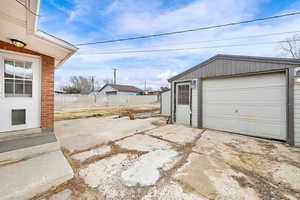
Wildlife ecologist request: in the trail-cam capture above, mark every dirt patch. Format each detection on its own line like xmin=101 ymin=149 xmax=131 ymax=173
xmin=230 ymin=165 xmax=300 ymax=200
xmin=81 ymin=142 xmax=148 ymax=166
xmin=151 ymin=120 xmax=167 ymax=127
xmin=55 ymin=104 xmax=160 ymax=121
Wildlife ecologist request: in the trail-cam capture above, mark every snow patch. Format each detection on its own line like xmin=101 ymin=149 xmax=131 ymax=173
xmin=121 ymin=150 xmax=178 ymax=187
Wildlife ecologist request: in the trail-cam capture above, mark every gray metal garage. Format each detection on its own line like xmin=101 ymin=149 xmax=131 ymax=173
xmin=168 ymin=54 xmax=300 ymax=146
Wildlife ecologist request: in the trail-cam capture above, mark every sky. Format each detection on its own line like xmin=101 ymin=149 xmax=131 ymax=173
xmin=38 ymin=0 xmax=300 ymax=90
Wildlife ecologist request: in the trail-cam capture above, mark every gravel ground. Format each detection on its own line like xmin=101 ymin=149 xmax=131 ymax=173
xmin=32 ymin=117 xmax=300 ymax=200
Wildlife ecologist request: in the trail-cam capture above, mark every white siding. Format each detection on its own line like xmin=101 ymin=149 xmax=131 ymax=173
xmin=203 ymin=73 xmax=286 ymax=140
xmin=295 ymin=82 xmax=300 ymax=146
xmin=161 ymin=90 xmax=171 ymax=116
xmin=171 ymin=82 xmax=175 ymax=122
xmin=191 ymin=86 xmax=198 ymax=127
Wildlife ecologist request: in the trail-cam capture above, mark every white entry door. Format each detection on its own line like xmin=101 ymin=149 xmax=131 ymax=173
xmin=176 ymin=82 xmax=191 ymax=125
xmin=203 ymin=73 xmax=286 ymax=140
xmin=0 ymin=51 xmax=41 ymax=132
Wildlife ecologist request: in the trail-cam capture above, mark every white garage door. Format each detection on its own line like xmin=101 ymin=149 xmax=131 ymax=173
xmin=203 ymin=73 xmax=286 ymax=140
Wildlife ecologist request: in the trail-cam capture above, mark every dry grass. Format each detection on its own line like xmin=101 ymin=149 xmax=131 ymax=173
xmin=55 ymin=103 xmax=160 ymax=121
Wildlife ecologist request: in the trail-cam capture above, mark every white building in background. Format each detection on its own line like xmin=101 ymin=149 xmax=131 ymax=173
xmin=97 ymin=84 xmax=143 ymax=95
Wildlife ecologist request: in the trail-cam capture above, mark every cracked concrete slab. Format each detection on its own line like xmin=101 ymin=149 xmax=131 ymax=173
xmin=142 ymin=181 xmax=208 ymax=200
xmin=116 ymin=134 xmax=172 ymax=152
xmin=48 ymin=189 xmax=72 ymax=200
xmin=146 ymin=125 xmax=202 ymax=145
xmin=55 ymin=116 xmax=159 ymax=152
xmin=79 ymin=153 xmax=144 ymax=199
xmin=121 ymin=150 xmax=179 ymax=187
xmin=71 ymin=145 xmax=111 ymax=162
xmin=36 ymin=117 xmax=300 ymax=200
xmin=192 ymin=130 xmax=300 ymax=199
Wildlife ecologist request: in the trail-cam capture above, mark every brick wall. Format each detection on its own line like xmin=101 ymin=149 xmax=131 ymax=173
xmin=0 ymin=41 xmax=55 ymax=131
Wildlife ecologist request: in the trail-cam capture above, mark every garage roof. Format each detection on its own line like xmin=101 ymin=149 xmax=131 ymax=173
xmin=168 ymin=54 xmax=300 ymax=82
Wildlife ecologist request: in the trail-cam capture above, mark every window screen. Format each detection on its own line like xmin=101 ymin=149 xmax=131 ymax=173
xmin=12 ymin=109 xmax=26 ymax=125
xmin=178 ymin=85 xmax=189 ymax=105
xmin=4 ymin=59 xmax=33 ymax=97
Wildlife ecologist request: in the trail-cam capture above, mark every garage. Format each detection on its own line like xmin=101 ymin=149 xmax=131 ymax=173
xmin=203 ymin=73 xmax=286 ymax=140
xmin=169 ymin=54 xmax=300 ymax=146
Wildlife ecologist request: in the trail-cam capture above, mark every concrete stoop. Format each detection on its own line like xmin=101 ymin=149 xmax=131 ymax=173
xmin=0 ymin=142 xmax=60 ymax=165
xmin=0 ymin=150 xmax=74 ymax=200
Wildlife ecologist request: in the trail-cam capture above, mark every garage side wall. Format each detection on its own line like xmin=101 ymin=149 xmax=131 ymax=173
xmin=295 ymin=82 xmax=300 ymax=146
xmin=191 ymin=85 xmax=198 ymax=127
xmin=171 ymin=82 xmax=175 ymax=122
xmin=161 ymin=90 xmax=171 ymax=116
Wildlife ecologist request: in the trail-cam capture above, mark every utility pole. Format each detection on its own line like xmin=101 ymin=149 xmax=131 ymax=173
xmin=112 ymin=68 xmax=118 ymax=84
xmin=91 ymin=76 xmax=95 ymax=92
xmin=91 ymin=76 xmax=96 ymax=103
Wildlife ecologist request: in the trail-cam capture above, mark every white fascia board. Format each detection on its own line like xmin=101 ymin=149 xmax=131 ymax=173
xmin=28 ymin=0 xmax=78 ymax=67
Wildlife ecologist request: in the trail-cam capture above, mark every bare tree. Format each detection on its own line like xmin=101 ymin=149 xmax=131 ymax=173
xmin=160 ymin=86 xmax=169 ymax=92
xmin=103 ymin=79 xmax=113 ymax=84
xmin=280 ymin=34 xmax=300 ymax=59
xmin=62 ymin=76 xmax=97 ymax=94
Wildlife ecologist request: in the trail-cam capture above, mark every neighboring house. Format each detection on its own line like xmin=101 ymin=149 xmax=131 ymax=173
xmin=147 ymin=90 xmax=161 ymax=95
xmin=98 ymin=84 xmax=143 ymax=95
xmin=160 ymin=89 xmax=171 ymax=116
xmin=168 ymin=54 xmax=300 ymax=146
xmin=0 ymin=0 xmax=77 ymax=199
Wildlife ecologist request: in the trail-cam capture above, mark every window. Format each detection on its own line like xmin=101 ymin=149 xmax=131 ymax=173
xmin=12 ymin=109 xmax=26 ymax=125
xmin=178 ymin=84 xmax=189 ymax=105
xmin=4 ymin=59 xmax=33 ymax=97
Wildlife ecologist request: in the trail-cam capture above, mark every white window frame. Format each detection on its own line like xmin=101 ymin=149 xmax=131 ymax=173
xmin=4 ymin=59 xmax=33 ymax=97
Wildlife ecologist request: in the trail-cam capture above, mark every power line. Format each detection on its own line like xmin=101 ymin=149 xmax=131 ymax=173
xmin=78 ymin=39 xmax=300 ymax=55
xmin=76 ymin=11 xmax=300 ymax=46
xmin=15 ymin=0 xmax=41 ymax=17
xmin=79 ymin=30 xmax=300 ymax=52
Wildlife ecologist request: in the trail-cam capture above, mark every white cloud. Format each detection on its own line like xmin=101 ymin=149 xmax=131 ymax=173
xmin=157 ymin=71 xmax=178 ymax=80
xmin=51 ymin=0 xmax=300 ymax=90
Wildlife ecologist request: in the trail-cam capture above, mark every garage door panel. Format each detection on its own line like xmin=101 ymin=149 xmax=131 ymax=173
xmin=204 ymin=87 xmax=285 ymax=102
xmin=203 ymin=73 xmax=286 ymax=140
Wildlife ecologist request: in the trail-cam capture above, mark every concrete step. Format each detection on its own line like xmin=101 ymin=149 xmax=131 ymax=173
xmin=0 ymin=141 xmax=60 ymax=165
xmin=0 ymin=150 xmax=74 ymax=200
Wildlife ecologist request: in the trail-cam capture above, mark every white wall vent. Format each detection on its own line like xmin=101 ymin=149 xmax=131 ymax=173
xmin=191 ymin=79 xmax=197 ymax=88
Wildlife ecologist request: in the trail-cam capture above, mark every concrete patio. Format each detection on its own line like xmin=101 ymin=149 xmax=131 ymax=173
xmin=31 ymin=116 xmax=300 ymax=199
